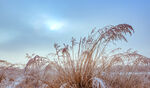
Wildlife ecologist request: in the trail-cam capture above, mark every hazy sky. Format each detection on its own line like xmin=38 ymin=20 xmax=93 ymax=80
xmin=0 ymin=0 xmax=150 ymax=64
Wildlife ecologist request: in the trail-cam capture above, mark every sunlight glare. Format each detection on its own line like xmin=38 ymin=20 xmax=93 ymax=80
xmin=47 ymin=21 xmax=64 ymax=30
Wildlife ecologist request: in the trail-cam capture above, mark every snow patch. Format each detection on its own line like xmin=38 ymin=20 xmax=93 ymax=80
xmin=92 ymin=77 xmax=106 ymax=88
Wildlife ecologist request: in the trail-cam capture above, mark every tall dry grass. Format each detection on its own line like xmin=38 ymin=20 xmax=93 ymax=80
xmin=14 ymin=24 xmax=150 ymax=88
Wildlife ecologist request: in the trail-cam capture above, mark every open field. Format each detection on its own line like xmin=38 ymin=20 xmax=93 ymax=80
xmin=0 ymin=64 xmax=150 ymax=88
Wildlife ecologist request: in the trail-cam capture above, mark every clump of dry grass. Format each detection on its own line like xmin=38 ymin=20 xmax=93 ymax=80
xmin=0 ymin=60 xmax=24 ymax=88
xmin=102 ymin=73 xmax=143 ymax=88
xmin=0 ymin=60 xmax=14 ymax=83
xmin=15 ymin=24 xmax=150 ymax=88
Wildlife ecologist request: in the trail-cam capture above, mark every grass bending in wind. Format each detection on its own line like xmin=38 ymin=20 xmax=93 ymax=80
xmin=22 ymin=24 xmax=149 ymax=88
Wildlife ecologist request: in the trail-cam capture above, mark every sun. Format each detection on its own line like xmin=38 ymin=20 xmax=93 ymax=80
xmin=46 ymin=21 xmax=64 ymax=30
xmin=50 ymin=23 xmax=63 ymax=30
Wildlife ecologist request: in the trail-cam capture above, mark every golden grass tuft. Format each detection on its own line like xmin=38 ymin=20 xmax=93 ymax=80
xmin=1 ymin=24 xmax=150 ymax=88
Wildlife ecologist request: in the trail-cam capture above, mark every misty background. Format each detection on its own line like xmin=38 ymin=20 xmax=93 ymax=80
xmin=0 ymin=0 xmax=150 ymax=64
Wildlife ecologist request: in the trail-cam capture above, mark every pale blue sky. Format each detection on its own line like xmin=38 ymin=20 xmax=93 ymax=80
xmin=0 ymin=0 xmax=150 ymax=64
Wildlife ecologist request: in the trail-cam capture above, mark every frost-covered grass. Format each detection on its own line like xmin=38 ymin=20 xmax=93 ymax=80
xmin=0 ymin=67 xmax=150 ymax=88
xmin=0 ymin=24 xmax=150 ymax=88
